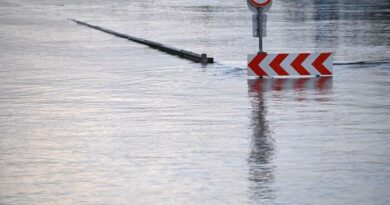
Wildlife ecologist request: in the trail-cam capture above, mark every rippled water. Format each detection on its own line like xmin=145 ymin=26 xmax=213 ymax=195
xmin=0 ymin=0 xmax=389 ymax=204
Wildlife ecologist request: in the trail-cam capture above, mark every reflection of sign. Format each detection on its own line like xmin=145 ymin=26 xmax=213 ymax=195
xmin=248 ymin=77 xmax=333 ymax=93
xmin=248 ymin=53 xmax=333 ymax=77
xmin=249 ymin=0 xmax=272 ymax=8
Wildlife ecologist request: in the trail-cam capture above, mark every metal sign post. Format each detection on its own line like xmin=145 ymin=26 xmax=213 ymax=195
xmin=246 ymin=0 xmax=334 ymax=78
xmin=247 ymin=0 xmax=272 ymax=53
xmin=257 ymin=7 xmax=264 ymax=53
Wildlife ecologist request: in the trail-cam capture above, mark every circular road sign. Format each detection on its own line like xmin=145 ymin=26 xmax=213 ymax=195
xmin=249 ymin=0 xmax=272 ymax=8
xmin=247 ymin=0 xmax=272 ymax=13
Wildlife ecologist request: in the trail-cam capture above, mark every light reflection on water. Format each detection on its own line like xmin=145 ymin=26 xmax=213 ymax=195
xmin=247 ymin=77 xmax=333 ymax=202
xmin=248 ymin=80 xmax=275 ymax=202
xmin=0 ymin=0 xmax=389 ymax=204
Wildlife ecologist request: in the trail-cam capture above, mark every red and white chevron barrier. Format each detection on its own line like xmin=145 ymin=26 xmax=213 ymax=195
xmin=248 ymin=53 xmax=333 ymax=77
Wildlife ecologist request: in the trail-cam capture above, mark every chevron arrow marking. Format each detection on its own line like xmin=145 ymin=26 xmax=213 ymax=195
xmin=247 ymin=53 xmax=333 ymax=77
xmin=291 ymin=53 xmax=311 ymax=75
xmin=248 ymin=53 xmax=268 ymax=76
xmin=269 ymin=54 xmax=289 ymax=76
xmin=312 ymin=53 xmax=332 ymax=75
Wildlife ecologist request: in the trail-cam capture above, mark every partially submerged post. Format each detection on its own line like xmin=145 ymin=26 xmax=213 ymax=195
xmin=68 ymin=19 xmax=214 ymax=64
xmin=246 ymin=1 xmax=334 ymax=78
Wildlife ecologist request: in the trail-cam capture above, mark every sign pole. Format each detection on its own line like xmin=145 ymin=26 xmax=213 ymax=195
xmin=247 ymin=0 xmax=333 ymax=78
xmin=257 ymin=7 xmax=264 ymax=53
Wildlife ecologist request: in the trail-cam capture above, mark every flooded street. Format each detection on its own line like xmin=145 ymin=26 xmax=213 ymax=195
xmin=0 ymin=0 xmax=389 ymax=204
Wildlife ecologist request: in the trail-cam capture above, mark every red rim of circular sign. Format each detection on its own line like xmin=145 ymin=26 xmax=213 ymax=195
xmin=249 ymin=0 xmax=272 ymax=7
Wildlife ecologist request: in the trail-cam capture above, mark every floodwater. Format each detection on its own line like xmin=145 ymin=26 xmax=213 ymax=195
xmin=0 ymin=0 xmax=389 ymax=204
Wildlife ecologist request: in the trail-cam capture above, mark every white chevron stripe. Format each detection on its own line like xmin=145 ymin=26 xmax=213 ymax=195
xmin=305 ymin=77 xmax=315 ymax=89
xmin=260 ymin=54 xmax=277 ymax=76
xmin=324 ymin=53 xmax=333 ymax=74
xmin=302 ymin=53 xmax=321 ymax=76
xmin=281 ymin=53 xmax=299 ymax=76
xmin=262 ymin=79 xmax=273 ymax=91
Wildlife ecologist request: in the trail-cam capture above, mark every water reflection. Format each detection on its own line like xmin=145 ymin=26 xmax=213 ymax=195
xmin=247 ymin=79 xmax=275 ymax=201
xmin=247 ymin=77 xmax=333 ymax=201
xmin=276 ymin=0 xmax=390 ymax=62
xmin=248 ymin=77 xmax=333 ymax=95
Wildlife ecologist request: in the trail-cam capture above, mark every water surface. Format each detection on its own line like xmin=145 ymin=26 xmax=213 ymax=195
xmin=0 ymin=0 xmax=389 ymax=204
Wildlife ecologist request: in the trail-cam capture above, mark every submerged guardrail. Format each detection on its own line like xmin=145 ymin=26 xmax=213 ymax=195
xmin=69 ymin=19 xmax=214 ymax=64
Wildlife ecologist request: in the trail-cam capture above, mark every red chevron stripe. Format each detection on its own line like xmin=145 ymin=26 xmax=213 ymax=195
xmin=291 ymin=53 xmax=311 ymax=75
xmin=272 ymin=79 xmax=285 ymax=91
xmin=316 ymin=77 xmax=332 ymax=92
xmin=248 ymin=53 xmax=268 ymax=77
xmin=270 ymin=54 xmax=289 ymax=76
xmin=250 ymin=79 xmax=265 ymax=93
xmin=294 ymin=78 xmax=310 ymax=91
xmin=313 ymin=53 xmax=332 ymax=75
